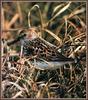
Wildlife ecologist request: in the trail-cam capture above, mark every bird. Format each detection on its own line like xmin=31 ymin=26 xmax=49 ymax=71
xmin=6 ymin=27 xmax=75 ymax=70
xmin=18 ymin=27 xmax=75 ymax=70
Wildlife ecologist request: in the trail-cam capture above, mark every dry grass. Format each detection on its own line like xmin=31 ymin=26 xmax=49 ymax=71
xmin=1 ymin=2 xmax=86 ymax=98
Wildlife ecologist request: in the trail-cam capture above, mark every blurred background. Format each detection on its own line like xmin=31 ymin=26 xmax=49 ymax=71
xmin=1 ymin=1 xmax=86 ymax=98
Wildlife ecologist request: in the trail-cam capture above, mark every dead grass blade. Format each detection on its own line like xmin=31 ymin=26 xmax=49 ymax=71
xmin=48 ymin=2 xmax=71 ymax=24
xmin=53 ymin=3 xmax=64 ymax=15
xmin=16 ymin=2 xmax=23 ymax=24
xmin=68 ymin=7 xmax=85 ymax=18
xmin=44 ymin=29 xmax=62 ymax=46
xmin=12 ymin=91 xmax=23 ymax=98
xmin=28 ymin=4 xmax=43 ymax=28
xmin=8 ymin=13 xmax=19 ymax=28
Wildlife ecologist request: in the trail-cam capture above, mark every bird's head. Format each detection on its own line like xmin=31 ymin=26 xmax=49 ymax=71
xmin=19 ymin=27 xmax=39 ymax=41
xmin=25 ymin=27 xmax=39 ymax=40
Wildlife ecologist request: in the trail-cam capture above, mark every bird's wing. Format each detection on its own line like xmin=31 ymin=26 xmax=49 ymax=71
xmin=23 ymin=38 xmax=74 ymax=62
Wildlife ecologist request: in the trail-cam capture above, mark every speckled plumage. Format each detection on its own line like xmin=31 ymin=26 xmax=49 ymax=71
xmin=7 ymin=27 xmax=74 ymax=70
xmin=23 ymin=37 xmax=74 ymax=62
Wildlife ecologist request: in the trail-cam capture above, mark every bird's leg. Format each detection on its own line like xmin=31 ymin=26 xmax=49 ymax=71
xmin=69 ymin=64 xmax=73 ymax=81
xmin=29 ymin=59 xmax=39 ymax=81
xmin=20 ymin=40 xmax=24 ymax=58
xmin=6 ymin=42 xmax=12 ymax=69
xmin=59 ymin=66 xmax=63 ymax=78
xmin=20 ymin=44 xmax=24 ymax=58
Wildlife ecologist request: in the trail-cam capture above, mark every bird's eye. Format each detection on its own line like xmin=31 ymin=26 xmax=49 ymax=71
xmin=18 ymin=29 xmax=26 ymax=35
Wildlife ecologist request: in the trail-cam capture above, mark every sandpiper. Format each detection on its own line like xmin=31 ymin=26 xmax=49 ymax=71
xmin=17 ymin=27 xmax=74 ymax=70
